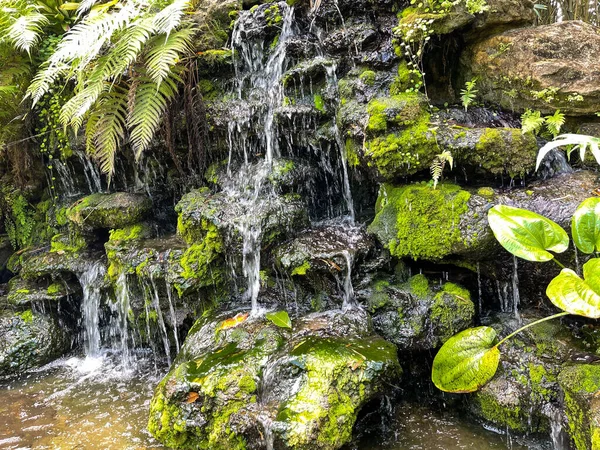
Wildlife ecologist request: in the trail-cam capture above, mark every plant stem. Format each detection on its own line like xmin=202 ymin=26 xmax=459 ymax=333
xmin=552 ymin=258 xmax=566 ymax=269
xmin=495 ymin=312 xmax=570 ymax=348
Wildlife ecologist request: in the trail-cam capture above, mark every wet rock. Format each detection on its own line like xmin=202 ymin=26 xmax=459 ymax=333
xmin=558 ymin=364 xmax=600 ymax=450
xmin=176 ymin=186 xmax=309 ymax=248
xmin=148 ymin=309 xmax=401 ymax=450
xmin=20 ymin=248 xmax=108 ymax=281
xmin=0 ymin=308 xmax=71 ymax=376
xmin=460 ymin=21 xmax=600 ymax=115
xmin=368 ymin=171 xmax=599 ymax=262
xmin=368 ymin=274 xmax=475 ymax=351
xmin=466 ymin=0 xmax=535 ymax=39
xmin=66 ymin=192 xmax=152 ymax=230
xmin=7 ymin=277 xmax=80 ymax=306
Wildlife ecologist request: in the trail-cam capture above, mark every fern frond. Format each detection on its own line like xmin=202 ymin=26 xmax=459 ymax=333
xmin=430 ymin=150 xmax=453 ymax=189
xmin=128 ymin=71 xmax=181 ymax=158
xmin=544 ymin=109 xmax=565 ymax=138
xmin=6 ymin=12 xmax=48 ymax=54
xmin=152 ymin=0 xmax=190 ymax=35
xmin=145 ymin=27 xmax=194 ymax=85
xmin=86 ymin=87 xmax=128 ymax=180
xmin=521 ymin=109 xmax=544 ymax=135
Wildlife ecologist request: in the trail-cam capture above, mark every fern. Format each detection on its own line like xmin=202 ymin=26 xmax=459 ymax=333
xmin=145 ymin=27 xmax=194 ymax=85
xmin=431 ymin=150 xmax=453 ymax=189
xmin=460 ymin=78 xmax=478 ymax=111
xmin=521 ymin=109 xmax=545 ymax=135
xmin=544 ymin=109 xmax=565 ymax=138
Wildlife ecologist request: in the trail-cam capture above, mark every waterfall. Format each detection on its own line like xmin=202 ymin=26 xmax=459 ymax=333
xmin=224 ymin=3 xmax=296 ymax=315
xmin=512 ymin=256 xmax=521 ymax=321
xmin=340 ymin=250 xmax=356 ymax=310
xmin=79 ymin=262 xmax=106 ymax=357
xmin=477 ymin=262 xmax=483 ymax=315
xmin=108 ymin=272 xmax=133 ymax=367
xmin=148 ymin=278 xmax=172 ymax=365
xmin=165 ymin=282 xmax=180 ymax=353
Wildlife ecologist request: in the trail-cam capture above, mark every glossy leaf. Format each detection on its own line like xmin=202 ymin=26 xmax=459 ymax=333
xmin=546 ymin=259 xmax=600 ymax=318
xmin=572 ymin=198 xmax=600 ymax=254
xmin=488 ymin=205 xmax=569 ymax=262
xmin=217 ymin=313 xmax=249 ymax=331
xmin=432 ymin=326 xmax=500 ymax=393
xmin=266 ymin=311 xmax=292 ymax=329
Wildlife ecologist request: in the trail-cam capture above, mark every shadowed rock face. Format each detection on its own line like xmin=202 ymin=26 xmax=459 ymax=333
xmin=148 ymin=309 xmax=401 ymax=450
xmin=0 ymin=309 xmax=71 ymax=377
xmin=461 ymin=21 xmax=600 ymax=115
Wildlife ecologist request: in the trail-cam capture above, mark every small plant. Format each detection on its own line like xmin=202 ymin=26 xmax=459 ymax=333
xmin=520 ymin=109 xmax=564 ymax=138
xmin=460 ymin=78 xmax=478 ymax=111
xmin=431 ymin=199 xmax=600 ymax=393
xmin=430 ymin=150 xmax=453 ymax=189
xmin=536 ymin=133 xmax=600 ymax=169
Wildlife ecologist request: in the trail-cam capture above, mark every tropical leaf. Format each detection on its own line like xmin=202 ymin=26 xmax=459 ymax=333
xmin=432 ymin=326 xmax=500 ymax=393
xmin=546 ymin=259 xmax=600 ymax=318
xmin=6 ymin=12 xmax=48 ymax=54
xmin=572 ymin=197 xmax=600 ymax=254
xmin=265 ymin=311 xmax=292 ymax=329
xmin=488 ymin=205 xmax=569 ymax=262
xmin=217 ymin=312 xmax=249 ymax=331
xmin=145 ymin=27 xmax=194 ymax=86
xmin=536 ymin=134 xmax=600 ymax=170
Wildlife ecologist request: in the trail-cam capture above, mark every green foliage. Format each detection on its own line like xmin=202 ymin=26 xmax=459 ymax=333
xmin=432 ymin=198 xmax=600 ymax=394
xmin=3 ymin=192 xmax=36 ymax=249
xmin=544 ymin=110 xmax=565 ymax=137
xmin=430 ymin=149 xmax=453 ymax=189
xmin=536 ymin=134 xmax=600 ymax=170
xmin=572 ymin=198 xmax=600 ymax=254
xmin=521 ymin=109 xmax=564 ymax=138
xmin=460 ymin=78 xmax=477 ymax=111
xmin=432 ymin=326 xmax=500 ymax=393
xmin=488 ymin=204 xmax=569 ymax=262
xmin=265 ymin=311 xmax=292 ymax=329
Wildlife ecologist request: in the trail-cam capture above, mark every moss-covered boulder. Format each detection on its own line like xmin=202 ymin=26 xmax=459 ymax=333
xmin=0 ymin=308 xmax=71 ymax=376
xmin=460 ymin=20 xmax=600 ymax=115
xmin=148 ymin=309 xmax=401 ymax=450
xmin=369 ymin=274 xmax=475 ymax=350
xmin=66 ymin=192 xmax=152 ymax=230
xmin=20 ymin=248 xmax=107 ymax=280
xmin=559 ymin=365 xmax=600 ymax=450
xmin=368 ymin=171 xmax=599 ymax=261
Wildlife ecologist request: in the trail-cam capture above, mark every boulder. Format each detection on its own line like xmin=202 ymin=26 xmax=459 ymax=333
xmin=368 ymin=274 xmax=475 ymax=350
xmin=7 ymin=277 xmax=80 ymax=306
xmin=148 ymin=309 xmax=401 ymax=450
xmin=460 ymin=21 xmax=600 ymax=115
xmin=368 ymin=171 xmax=599 ymax=261
xmin=66 ymin=192 xmax=152 ymax=230
xmin=20 ymin=248 xmax=107 ymax=280
xmin=0 ymin=308 xmax=71 ymax=376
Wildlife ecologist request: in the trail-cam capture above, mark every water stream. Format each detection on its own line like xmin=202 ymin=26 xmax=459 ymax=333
xmin=79 ymin=262 xmax=106 ymax=358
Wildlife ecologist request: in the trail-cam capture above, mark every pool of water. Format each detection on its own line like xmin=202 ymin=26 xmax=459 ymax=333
xmin=0 ymin=355 xmax=550 ymax=450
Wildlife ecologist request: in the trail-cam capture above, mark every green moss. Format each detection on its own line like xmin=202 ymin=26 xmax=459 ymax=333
xmin=368 ymin=183 xmax=471 ymax=260
xmin=366 ymin=93 xmax=425 ymax=133
xmin=390 ymin=60 xmax=420 ymax=95
xmin=430 ymin=282 xmax=474 ymax=343
xmin=345 ymin=138 xmax=361 ymax=168
xmin=473 ymin=389 xmax=528 ymax=432
xmin=109 ymin=224 xmax=145 ymax=242
xmin=47 ymin=282 xmax=62 ymax=296
xmin=477 ymin=187 xmax=495 ymax=197
xmin=291 ymin=260 xmax=311 ymax=276
xmin=197 ymin=49 xmax=233 ymax=71
xmin=314 ymin=94 xmax=325 ymax=112
xmin=359 ymin=70 xmax=376 ymax=86
xmin=408 ymin=274 xmax=429 ymax=298
xmin=264 ymin=3 xmax=282 ymax=26
xmin=474 ymin=128 xmax=537 ymax=177
xmin=19 ymin=309 xmax=34 ymax=323
xmin=50 ymin=233 xmax=87 ymax=253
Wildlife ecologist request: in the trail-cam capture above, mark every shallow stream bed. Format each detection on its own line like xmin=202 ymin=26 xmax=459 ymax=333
xmin=0 ymin=354 xmax=550 ymax=450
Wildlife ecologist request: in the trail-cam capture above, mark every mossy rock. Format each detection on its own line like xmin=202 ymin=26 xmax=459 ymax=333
xmin=370 ymin=275 xmax=475 ymax=350
xmin=148 ymin=309 xmax=401 ymax=450
xmin=0 ymin=309 xmax=71 ymax=376
xmin=66 ymin=192 xmax=152 ymax=230
xmin=7 ymin=277 xmax=79 ymax=306
xmin=559 ymin=365 xmax=600 ymax=450
xmin=20 ymin=248 xmax=108 ymax=281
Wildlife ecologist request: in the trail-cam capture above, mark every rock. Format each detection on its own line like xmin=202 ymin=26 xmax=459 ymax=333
xmin=0 ymin=308 xmax=71 ymax=376
xmin=460 ymin=21 xmax=600 ymax=115
xmin=148 ymin=309 xmax=401 ymax=450
xmin=20 ymin=248 xmax=107 ymax=280
xmin=559 ymin=365 xmax=600 ymax=450
xmin=369 ymin=274 xmax=475 ymax=350
xmin=176 ymin=187 xmax=309 ymax=248
xmin=466 ymin=312 xmax=594 ymax=436
xmin=368 ymin=171 xmax=599 ymax=261
xmin=466 ymin=0 xmax=535 ymax=39
xmin=7 ymin=277 xmax=80 ymax=306
xmin=66 ymin=192 xmax=152 ymax=230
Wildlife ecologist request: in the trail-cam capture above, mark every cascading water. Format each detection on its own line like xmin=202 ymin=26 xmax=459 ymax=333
xmin=223 ymin=3 xmax=296 ymax=315
xmin=108 ymin=272 xmax=134 ymax=367
xmin=78 ymin=262 xmax=106 ymax=358
xmin=512 ymin=256 xmax=521 ymax=321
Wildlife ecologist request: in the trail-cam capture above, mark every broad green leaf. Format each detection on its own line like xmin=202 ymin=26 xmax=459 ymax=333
xmin=266 ymin=311 xmax=292 ymax=329
xmin=546 ymin=259 xmax=600 ymax=318
xmin=488 ymin=205 xmax=569 ymax=262
xmin=431 ymin=326 xmax=500 ymax=393
xmin=572 ymin=198 xmax=600 ymax=254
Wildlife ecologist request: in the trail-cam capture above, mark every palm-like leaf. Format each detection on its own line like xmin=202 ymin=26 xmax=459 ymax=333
xmin=145 ymin=27 xmax=194 ymax=85
xmin=536 ymin=133 xmax=600 ymax=170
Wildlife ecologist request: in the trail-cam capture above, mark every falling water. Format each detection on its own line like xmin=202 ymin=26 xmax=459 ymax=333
xmin=547 ymin=406 xmax=569 ymax=450
xmin=225 ymin=4 xmax=296 ymax=315
xmin=149 ymin=278 xmax=172 ymax=365
xmin=109 ymin=272 xmax=133 ymax=367
xmin=476 ymin=262 xmax=483 ymax=315
xmin=512 ymin=256 xmax=521 ymax=321
xmin=79 ymin=262 xmax=107 ymax=357
xmin=165 ymin=282 xmax=180 ymax=353
xmin=75 ymin=150 xmax=103 ymax=193
xmin=341 ymin=250 xmax=356 ymax=310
